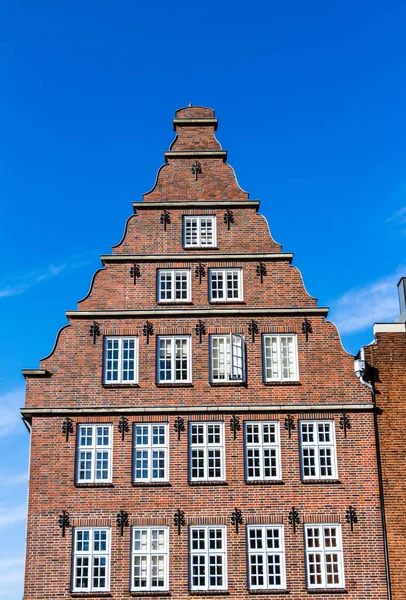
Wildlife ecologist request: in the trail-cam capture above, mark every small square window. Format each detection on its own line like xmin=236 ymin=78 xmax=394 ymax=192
xmin=157 ymin=269 xmax=191 ymax=302
xmin=209 ymin=269 xmax=243 ymax=302
xmin=184 ymin=216 xmax=216 ymax=248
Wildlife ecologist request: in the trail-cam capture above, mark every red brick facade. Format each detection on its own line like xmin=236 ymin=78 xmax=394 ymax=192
xmin=362 ymin=324 xmax=406 ymax=600
xmin=22 ymin=106 xmax=389 ymax=599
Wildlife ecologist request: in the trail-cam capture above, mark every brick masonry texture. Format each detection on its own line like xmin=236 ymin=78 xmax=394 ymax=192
xmin=23 ymin=106 xmax=389 ymax=599
xmin=363 ymin=331 xmax=406 ymax=600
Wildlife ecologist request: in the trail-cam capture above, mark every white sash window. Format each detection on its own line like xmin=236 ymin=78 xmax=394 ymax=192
xmin=210 ymin=334 xmax=245 ymax=382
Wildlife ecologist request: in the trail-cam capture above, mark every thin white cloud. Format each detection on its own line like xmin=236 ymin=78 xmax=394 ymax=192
xmin=0 ymin=389 xmax=25 ymax=438
xmin=0 ymin=557 xmax=24 ymax=597
xmin=387 ymin=205 xmax=406 ymax=226
xmin=0 ymin=471 xmax=27 ymax=486
xmin=330 ymin=268 xmax=405 ymax=335
xmin=0 ymin=504 xmax=27 ymax=528
xmin=0 ymin=253 xmax=97 ymax=299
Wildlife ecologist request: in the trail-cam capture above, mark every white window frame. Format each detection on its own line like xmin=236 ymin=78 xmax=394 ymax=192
xmin=133 ymin=423 xmax=169 ymax=483
xmin=189 ymin=422 xmax=225 ymax=482
xmin=247 ymin=525 xmax=286 ymax=590
xmin=76 ymin=424 xmax=113 ymax=484
xmin=210 ymin=334 xmax=246 ymax=382
xmin=300 ymin=420 xmax=337 ymax=480
xmin=72 ymin=527 xmax=110 ymax=592
xmin=103 ymin=336 xmax=138 ymax=384
xmin=262 ymin=334 xmax=298 ymax=382
xmin=189 ymin=526 xmax=227 ymax=591
xmin=209 ymin=268 xmax=243 ymax=302
xmin=157 ymin=336 xmax=192 ymax=383
xmin=157 ymin=269 xmax=191 ymax=303
xmin=304 ymin=524 xmax=345 ymax=589
xmin=245 ymin=421 xmax=281 ymax=481
xmin=131 ymin=527 xmax=169 ymax=592
xmin=183 ymin=216 xmax=217 ymax=248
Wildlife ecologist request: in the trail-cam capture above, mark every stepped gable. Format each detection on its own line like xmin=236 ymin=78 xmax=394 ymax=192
xmin=144 ymin=105 xmax=248 ymax=202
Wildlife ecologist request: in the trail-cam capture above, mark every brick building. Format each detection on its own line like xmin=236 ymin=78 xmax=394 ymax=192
xmin=22 ymin=106 xmax=389 ymax=599
xmin=357 ymin=278 xmax=406 ymax=600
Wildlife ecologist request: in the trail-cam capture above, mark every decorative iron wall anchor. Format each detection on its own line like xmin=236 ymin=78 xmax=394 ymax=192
xmin=160 ymin=209 xmax=171 ymax=231
xmin=345 ymin=506 xmax=358 ymax=532
xmin=118 ymin=416 xmax=129 ymax=441
xmin=90 ymin=321 xmax=101 ymax=344
xmin=62 ymin=416 xmax=74 ymax=442
xmin=194 ymin=320 xmax=206 ymax=343
xmin=339 ymin=412 xmax=351 ymax=438
xmin=116 ymin=510 xmax=129 ymax=537
xmin=130 ymin=263 xmax=141 ymax=285
xmin=256 ymin=262 xmax=267 ymax=283
xmin=174 ymin=509 xmax=185 ymax=535
xmin=143 ymin=321 xmax=154 ymax=344
xmin=248 ymin=319 xmax=259 ymax=343
xmin=224 ymin=208 xmax=234 ymax=230
xmin=174 ymin=416 xmax=185 ymax=441
xmin=302 ymin=317 xmax=312 ymax=342
xmin=191 ymin=160 xmax=202 ymax=181
xmin=58 ymin=511 xmax=70 ymax=537
xmin=284 ymin=414 xmax=295 ymax=439
xmin=195 ymin=262 xmax=206 ymax=284
xmin=230 ymin=415 xmax=241 ymax=440
xmin=231 ymin=508 xmax=243 ymax=533
xmin=288 ymin=507 xmax=300 ymax=533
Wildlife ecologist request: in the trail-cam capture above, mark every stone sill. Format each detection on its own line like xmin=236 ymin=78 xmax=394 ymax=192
xmin=102 ymin=384 xmax=140 ymax=389
xmin=183 ymin=247 xmax=219 ymax=251
xmin=157 ymin=302 xmax=194 ymax=306
xmin=307 ymin=589 xmax=347 ymax=594
xmin=74 ymin=483 xmax=114 ymax=488
xmin=130 ymin=592 xmax=171 ymax=597
xmin=209 ymin=381 xmax=246 ymax=387
xmin=263 ymin=381 xmax=301 ymax=386
xmin=245 ymin=480 xmax=284 ymax=485
xmin=71 ymin=594 xmax=112 ymax=598
xmin=301 ymin=479 xmax=341 ymax=485
xmin=156 ymin=383 xmax=193 ymax=388
xmin=248 ymin=590 xmax=289 ymax=595
xmin=208 ymin=301 xmax=246 ymax=305
xmin=189 ymin=480 xmax=228 ymax=486
xmin=132 ymin=482 xmax=172 ymax=487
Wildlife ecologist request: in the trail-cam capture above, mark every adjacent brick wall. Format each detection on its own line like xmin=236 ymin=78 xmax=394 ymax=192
xmin=363 ymin=330 xmax=406 ymax=600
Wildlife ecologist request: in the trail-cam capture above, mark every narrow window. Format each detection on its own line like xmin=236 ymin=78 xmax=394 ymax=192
xmin=104 ymin=337 xmax=138 ymax=384
xmin=247 ymin=525 xmax=285 ymax=590
xmin=190 ymin=526 xmax=227 ymax=591
xmin=210 ymin=334 xmax=245 ymax=382
xmin=305 ymin=525 xmax=344 ymax=589
xmin=157 ymin=269 xmax=191 ymax=302
xmin=76 ymin=425 xmax=112 ymax=483
xmin=189 ymin=422 xmax=225 ymax=481
xmin=245 ymin=422 xmax=281 ymax=481
xmin=184 ymin=216 xmax=216 ymax=248
xmin=300 ymin=421 xmax=337 ymax=480
xmin=133 ymin=423 xmax=169 ymax=482
xmin=131 ymin=527 xmax=169 ymax=591
xmin=263 ymin=335 xmax=298 ymax=381
xmin=72 ymin=528 xmax=110 ymax=592
xmin=209 ymin=269 xmax=243 ymax=302
xmin=157 ymin=336 xmax=191 ymax=383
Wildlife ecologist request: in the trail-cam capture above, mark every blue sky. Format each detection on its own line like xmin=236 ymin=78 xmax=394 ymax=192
xmin=1 ymin=1 xmax=405 ymax=596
